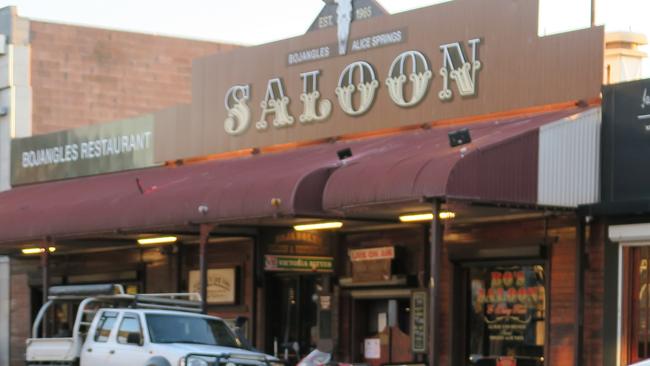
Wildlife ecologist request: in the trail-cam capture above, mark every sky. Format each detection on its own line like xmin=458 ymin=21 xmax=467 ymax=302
xmin=0 ymin=0 xmax=649 ymax=71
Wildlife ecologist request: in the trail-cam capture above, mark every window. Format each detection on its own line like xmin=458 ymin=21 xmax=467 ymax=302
xmin=626 ymin=246 xmax=650 ymax=364
xmin=467 ymin=264 xmax=546 ymax=365
xmin=146 ymin=314 xmax=242 ymax=348
xmin=94 ymin=311 xmax=118 ymax=342
xmin=117 ymin=314 xmax=143 ymax=345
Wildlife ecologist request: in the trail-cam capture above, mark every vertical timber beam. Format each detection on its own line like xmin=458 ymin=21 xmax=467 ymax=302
xmin=591 ymin=0 xmax=596 ymax=27
xmin=199 ymin=224 xmax=214 ymax=314
xmin=429 ymin=200 xmax=444 ymax=366
xmin=574 ymin=216 xmax=586 ymax=365
xmin=40 ymin=239 xmax=51 ymax=337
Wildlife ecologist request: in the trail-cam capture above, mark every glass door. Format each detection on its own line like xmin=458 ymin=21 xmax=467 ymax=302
xmin=626 ymin=246 xmax=650 ymax=364
xmin=465 ymin=263 xmax=546 ymax=366
xmin=266 ymin=274 xmax=319 ymax=364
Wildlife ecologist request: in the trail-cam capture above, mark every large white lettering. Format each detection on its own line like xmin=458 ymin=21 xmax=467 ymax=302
xmin=223 ymin=37 xmax=482 ymax=135
xmin=335 ymin=61 xmax=379 ymax=116
xmin=21 ymin=132 xmax=153 ymax=169
xmin=256 ymin=78 xmax=294 ymax=130
xmin=386 ymin=51 xmax=433 ymax=107
xmin=439 ymin=38 xmax=481 ymax=100
xmin=299 ymin=70 xmax=332 ymax=123
xmin=224 ymin=85 xmax=251 ymax=136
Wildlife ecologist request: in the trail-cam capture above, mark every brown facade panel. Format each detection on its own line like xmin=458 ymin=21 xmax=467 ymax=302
xmin=584 ymin=221 xmax=605 ymax=366
xmin=549 ymin=225 xmax=577 ymax=365
xmin=9 ymin=273 xmax=29 ymax=366
xmin=29 ymin=21 xmax=237 ymax=135
xmin=175 ymin=0 xmax=603 ymax=158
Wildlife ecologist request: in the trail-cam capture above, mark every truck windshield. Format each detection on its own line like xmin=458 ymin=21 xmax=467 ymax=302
xmin=146 ymin=314 xmax=242 ymax=348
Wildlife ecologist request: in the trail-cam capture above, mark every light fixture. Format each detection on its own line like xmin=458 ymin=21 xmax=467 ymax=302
xmin=337 ymin=148 xmax=352 ymax=161
xmin=294 ymin=221 xmax=343 ymax=231
xmin=22 ymin=247 xmax=56 ymax=255
xmin=399 ymin=211 xmax=456 ymax=223
xmin=137 ymin=236 xmax=178 ymax=245
xmin=448 ymin=128 xmax=471 ymax=147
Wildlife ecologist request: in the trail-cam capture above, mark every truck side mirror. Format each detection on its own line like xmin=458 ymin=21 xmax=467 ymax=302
xmin=127 ymin=333 xmax=142 ymax=346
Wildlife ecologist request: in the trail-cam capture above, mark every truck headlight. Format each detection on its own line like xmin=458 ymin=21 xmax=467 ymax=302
xmin=181 ymin=356 xmax=217 ymax=366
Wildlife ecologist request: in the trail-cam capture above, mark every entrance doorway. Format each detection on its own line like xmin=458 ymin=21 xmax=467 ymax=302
xmin=266 ymin=274 xmax=320 ymax=364
xmin=460 ymin=262 xmax=546 ymax=366
xmin=352 ymin=297 xmax=413 ymax=366
xmin=623 ymin=246 xmax=650 ymax=364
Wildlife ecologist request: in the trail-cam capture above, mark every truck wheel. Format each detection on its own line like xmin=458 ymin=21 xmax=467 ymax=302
xmin=145 ymin=356 xmax=172 ymax=366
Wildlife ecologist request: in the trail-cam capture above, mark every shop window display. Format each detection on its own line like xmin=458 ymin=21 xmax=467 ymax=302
xmin=467 ymin=265 xmax=546 ymax=366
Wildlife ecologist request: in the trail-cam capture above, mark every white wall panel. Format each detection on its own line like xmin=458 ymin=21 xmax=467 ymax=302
xmin=538 ymin=107 xmax=601 ymax=207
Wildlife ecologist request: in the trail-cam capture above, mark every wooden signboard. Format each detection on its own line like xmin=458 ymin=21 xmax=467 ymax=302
xmin=154 ymin=0 xmax=603 ymax=162
xmin=411 ymin=290 xmax=428 ymax=353
xmin=349 ymin=246 xmax=394 ymax=282
xmin=188 ymin=268 xmax=236 ymax=304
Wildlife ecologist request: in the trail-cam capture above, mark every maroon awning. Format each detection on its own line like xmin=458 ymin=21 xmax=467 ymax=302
xmin=0 ymin=143 xmax=344 ymax=244
xmin=0 ymin=107 xmax=590 ymax=244
xmin=322 ymin=108 xmax=588 ymax=212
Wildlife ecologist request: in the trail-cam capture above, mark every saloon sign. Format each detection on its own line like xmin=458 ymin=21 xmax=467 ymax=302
xmin=224 ymin=38 xmax=481 ymax=136
xmin=153 ymin=0 xmax=602 ymax=162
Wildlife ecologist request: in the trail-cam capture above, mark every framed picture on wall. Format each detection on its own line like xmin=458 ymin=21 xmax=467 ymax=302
xmin=188 ymin=267 xmax=237 ymax=304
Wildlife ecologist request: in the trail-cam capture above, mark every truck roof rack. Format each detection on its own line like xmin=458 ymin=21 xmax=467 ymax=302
xmin=133 ymin=293 xmax=203 ymax=313
xmin=48 ymin=284 xmax=125 ymax=299
xmin=46 ymin=285 xmax=202 ymax=312
xmin=34 ymin=286 xmax=204 ymax=339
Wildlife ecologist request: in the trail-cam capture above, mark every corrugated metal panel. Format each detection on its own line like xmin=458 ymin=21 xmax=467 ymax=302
xmin=538 ymin=108 xmax=601 ymax=207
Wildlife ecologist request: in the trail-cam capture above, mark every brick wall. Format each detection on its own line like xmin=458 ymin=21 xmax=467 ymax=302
xmin=9 ymin=273 xmax=28 ymax=366
xmin=29 ymin=21 xmax=237 ymax=134
xmin=437 ymin=215 xmax=597 ymax=365
xmin=584 ymin=220 xmax=605 ymax=366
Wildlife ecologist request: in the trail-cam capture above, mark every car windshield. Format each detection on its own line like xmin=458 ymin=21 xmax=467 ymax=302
xmin=146 ymin=314 xmax=242 ymax=348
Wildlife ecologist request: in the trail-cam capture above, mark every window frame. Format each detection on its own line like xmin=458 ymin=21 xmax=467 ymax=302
xmin=93 ymin=311 xmax=119 ymax=343
xmin=116 ymin=312 xmax=144 ymax=346
xmin=456 ymin=258 xmax=549 ymax=366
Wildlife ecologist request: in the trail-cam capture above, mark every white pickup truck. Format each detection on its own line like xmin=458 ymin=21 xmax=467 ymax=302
xmin=26 ymin=284 xmax=280 ymax=366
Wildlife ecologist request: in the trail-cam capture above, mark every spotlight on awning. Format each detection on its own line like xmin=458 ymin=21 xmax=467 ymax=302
xmin=448 ymin=128 xmax=471 ymax=147
xmin=294 ymin=222 xmax=343 ymax=231
xmin=137 ymin=236 xmax=178 ymax=245
xmin=337 ymin=148 xmax=352 ymax=161
xmin=399 ymin=211 xmax=456 ymax=223
xmin=22 ymin=247 xmax=56 ymax=255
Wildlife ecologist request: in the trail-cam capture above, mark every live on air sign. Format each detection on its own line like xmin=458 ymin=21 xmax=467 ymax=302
xmin=349 ymin=246 xmax=395 ymax=262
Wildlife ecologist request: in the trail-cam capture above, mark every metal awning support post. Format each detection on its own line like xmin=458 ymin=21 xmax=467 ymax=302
xmin=40 ymin=239 xmax=51 ymax=336
xmin=574 ymin=215 xmax=586 ymax=366
xmin=429 ymin=199 xmax=443 ymax=366
xmin=199 ymin=224 xmax=214 ymax=314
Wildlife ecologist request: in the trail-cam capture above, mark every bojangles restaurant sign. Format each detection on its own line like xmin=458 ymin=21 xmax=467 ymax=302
xmin=154 ymin=0 xmax=603 ymax=161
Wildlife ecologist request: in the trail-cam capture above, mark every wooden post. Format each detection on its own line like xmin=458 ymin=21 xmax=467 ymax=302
xmin=199 ymin=224 xmax=214 ymax=314
xmin=591 ymin=0 xmax=596 ymax=27
xmin=40 ymin=242 xmax=50 ymax=337
xmin=574 ymin=216 xmax=586 ymax=366
xmin=429 ymin=200 xmax=443 ymax=366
